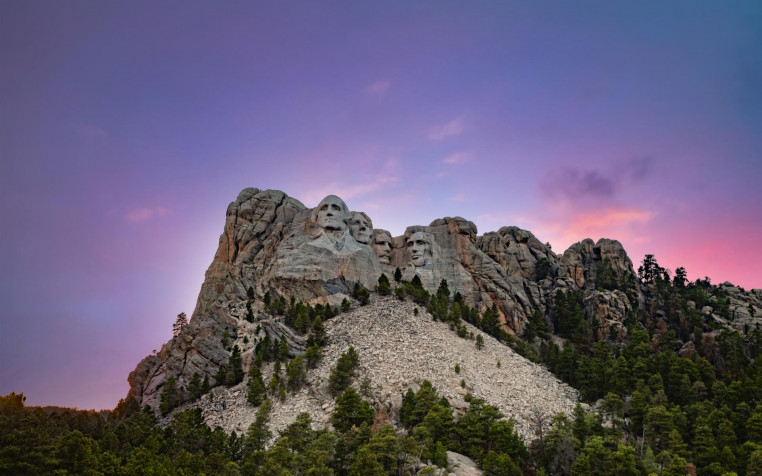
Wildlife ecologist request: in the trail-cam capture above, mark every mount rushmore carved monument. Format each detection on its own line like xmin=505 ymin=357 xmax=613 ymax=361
xmin=128 ymin=187 xmax=650 ymax=411
xmin=127 ymin=187 xmax=762 ymax=416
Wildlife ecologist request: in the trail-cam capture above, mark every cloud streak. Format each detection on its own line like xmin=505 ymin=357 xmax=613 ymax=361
xmin=125 ymin=207 xmax=170 ymax=224
xmin=442 ymin=151 xmax=471 ymax=165
xmin=428 ymin=118 xmax=463 ymax=140
xmin=365 ymin=79 xmax=391 ymax=95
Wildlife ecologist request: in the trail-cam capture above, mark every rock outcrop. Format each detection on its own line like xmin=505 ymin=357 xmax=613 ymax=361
xmin=128 ymin=188 xmax=642 ymax=411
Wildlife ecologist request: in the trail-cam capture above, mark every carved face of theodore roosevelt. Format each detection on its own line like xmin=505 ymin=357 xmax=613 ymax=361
xmin=316 ymin=195 xmax=348 ymax=232
xmin=372 ymin=229 xmax=392 ymax=264
xmin=407 ymin=231 xmax=431 ymax=267
xmin=349 ymin=212 xmax=372 ymax=244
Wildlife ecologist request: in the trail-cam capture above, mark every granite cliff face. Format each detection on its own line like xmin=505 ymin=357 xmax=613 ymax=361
xmin=127 ymin=188 xmax=643 ymax=411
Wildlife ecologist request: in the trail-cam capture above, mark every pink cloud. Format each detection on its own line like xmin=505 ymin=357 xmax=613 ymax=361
xmin=365 ymin=80 xmax=391 ymax=95
xmin=448 ymin=192 xmax=467 ymax=202
xmin=568 ymin=208 xmax=655 ymax=235
xmin=428 ymin=118 xmax=463 ymax=140
xmin=443 ymin=151 xmax=471 ymax=164
xmin=125 ymin=207 xmax=170 ymax=224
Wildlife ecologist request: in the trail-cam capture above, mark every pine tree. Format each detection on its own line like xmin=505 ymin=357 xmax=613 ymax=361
xmin=173 ymin=312 xmax=188 ymax=337
xmin=693 ymin=424 xmax=719 ymax=469
xmin=305 ymin=345 xmax=322 ymax=368
xmin=286 ymin=356 xmax=306 ymax=391
xmin=436 ymin=279 xmax=450 ymax=299
xmin=278 ymin=338 xmax=289 ymax=361
xmin=245 ymin=399 xmax=272 ymax=453
xmin=188 ymin=373 xmax=202 ymax=399
xmin=394 ymin=267 xmax=402 ymax=282
xmin=160 ymin=376 xmax=179 ymax=416
xmin=400 ymin=388 xmax=416 ymax=428
xmin=310 ymin=316 xmax=327 ymax=346
xmin=329 ymin=346 xmax=359 ymax=396
xmin=377 ymin=274 xmax=391 ymax=296
xmin=476 ymin=334 xmax=484 ymax=350
xmin=247 ymin=367 xmax=266 ymax=406
xmin=226 ymin=345 xmax=244 ymax=385
xmin=263 ymin=291 xmax=271 ymax=311
xmin=332 ymin=387 xmax=374 ymax=433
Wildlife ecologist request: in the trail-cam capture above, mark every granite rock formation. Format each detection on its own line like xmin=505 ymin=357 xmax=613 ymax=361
xmin=134 ymin=187 xmax=761 ymax=416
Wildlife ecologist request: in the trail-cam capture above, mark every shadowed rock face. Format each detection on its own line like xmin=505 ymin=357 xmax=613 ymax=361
xmin=127 ymin=188 xmax=641 ymax=410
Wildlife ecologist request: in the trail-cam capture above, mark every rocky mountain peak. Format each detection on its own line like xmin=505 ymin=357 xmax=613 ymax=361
xmin=127 ymin=188 xmax=642 ymax=412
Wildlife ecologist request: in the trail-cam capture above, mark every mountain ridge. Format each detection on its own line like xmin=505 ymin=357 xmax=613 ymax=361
xmin=126 ymin=187 xmax=761 ymax=421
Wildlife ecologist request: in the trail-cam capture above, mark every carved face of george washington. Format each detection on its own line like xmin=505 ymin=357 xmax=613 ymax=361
xmin=315 ymin=195 xmax=348 ymax=232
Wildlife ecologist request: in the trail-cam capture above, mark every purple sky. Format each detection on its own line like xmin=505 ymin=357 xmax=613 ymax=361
xmin=1 ymin=1 xmax=761 ymax=410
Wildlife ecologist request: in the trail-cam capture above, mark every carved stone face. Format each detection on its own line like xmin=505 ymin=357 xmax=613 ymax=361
xmin=316 ymin=195 xmax=348 ymax=232
xmin=373 ymin=230 xmax=392 ymax=264
xmin=349 ymin=212 xmax=372 ymax=244
xmin=407 ymin=231 xmax=431 ymax=267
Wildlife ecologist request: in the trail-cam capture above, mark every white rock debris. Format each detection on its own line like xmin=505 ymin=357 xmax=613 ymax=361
xmin=163 ymin=296 xmax=579 ymax=443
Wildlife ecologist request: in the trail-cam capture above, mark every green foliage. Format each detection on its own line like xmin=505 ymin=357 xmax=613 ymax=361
xmin=352 ymin=281 xmax=371 ymax=305
xmin=286 ymin=356 xmax=306 ymax=391
xmin=188 ymin=372 xmax=203 ymax=400
xmin=225 ymin=345 xmax=245 ymax=385
xmin=394 ymin=267 xmax=402 ymax=282
xmin=159 ymin=376 xmax=179 ymax=416
xmin=245 ymin=399 xmax=272 ymax=453
xmin=377 ymin=274 xmax=391 ymax=296
xmin=246 ymin=367 xmax=266 ymax=406
xmin=305 ymin=344 xmax=322 ymax=369
xmin=329 ymin=346 xmax=359 ymax=396
xmin=524 ymin=309 xmax=549 ymax=340
xmin=341 ymin=297 xmax=351 ymax=312
xmin=552 ymin=290 xmax=585 ymax=339
xmin=396 ymin=275 xmax=430 ymax=304
xmin=332 ymin=387 xmax=374 ymax=433
xmin=476 ymin=334 xmax=484 ymax=350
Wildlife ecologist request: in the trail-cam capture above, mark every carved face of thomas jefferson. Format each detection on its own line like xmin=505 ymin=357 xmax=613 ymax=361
xmin=315 ymin=195 xmax=348 ymax=232
xmin=349 ymin=212 xmax=372 ymax=244
xmin=407 ymin=231 xmax=431 ymax=267
xmin=372 ymin=229 xmax=392 ymax=264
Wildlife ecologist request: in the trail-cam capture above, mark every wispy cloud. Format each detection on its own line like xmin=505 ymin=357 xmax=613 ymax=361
xmin=300 ymin=158 xmax=400 ymax=206
xmin=442 ymin=151 xmax=471 ymax=165
xmin=541 ymin=167 xmax=614 ymax=200
xmin=540 ymin=157 xmax=655 ymax=201
xmin=125 ymin=207 xmax=170 ymax=224
xmin=365 ymin=80 xmax=391 ymax=95
xmin=428 ymin=118 xmax=463 ymax=141
xmin=448 ymin=192 xmax=467 ymax=202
